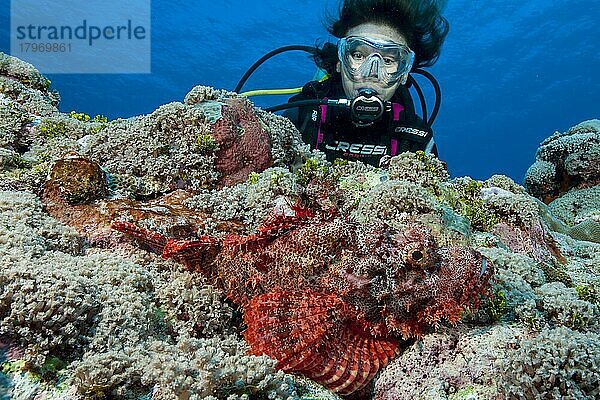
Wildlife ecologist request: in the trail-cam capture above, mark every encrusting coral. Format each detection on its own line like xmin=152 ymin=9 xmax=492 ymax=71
xmin=0 ymin=190 xmax=333 ymax=399
xmin=525 ymin=119 xmax=600 ymax=202
xmin=1 ymin=61 xmax=308 ymax=200
xmin=1 ymin=56 xmax=599 ymax=399
xmin=0 ymin=52 xmax=59 ymax=118
xmin=499 ymin=326 xmax=599 ymax=399
xmin=525 ymin=120 xmax=600 ymax=244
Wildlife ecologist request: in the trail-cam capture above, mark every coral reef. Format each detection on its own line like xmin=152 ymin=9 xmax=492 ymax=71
xmin=138 ymin=336 xmax=308 ymax=400
xmin=0 ymin=52 xmax=59 ymax=119
xmin=185 ymin=166 xmax=299 ymax=235
xmin=0 ymin=53 xmax=52 ymax=93
xmin=351 ymin=180 xmax=438 ymax=228
xmin=374 ymin=323 xmax=600 ymax=400
xmin=387 ymin=150 xmax=449 ymax=190
xmin=525 ymin=120 xmax=600 ymax=244
xmin=82 ymin=101 xmax=222 ymax=196
xmin=374 ymin=325 xmax=513 ymax=400
xmin=1 ymin=70 xmax=308 ymax=200
xmin=499 ymin=326 xmax=599 ymax=399
xmin=154 ymin=271 xmax=235 ymax=338
xmin=1 ymin=56 xmax=598 ymax=399
xmin=535 ymin=282 xmax=598 ymax=331
xmin=0 ymin=95 xmax=33 ymax=150
xmin=525 ymin=119 xmax=600 ymax=202
xmin=0 ymin=190 xmax=331 ymax=399
xmin=548 ymin=186 xmax=600 ymax=235
xmin=79 ymin=95 xmax=305 ymax=197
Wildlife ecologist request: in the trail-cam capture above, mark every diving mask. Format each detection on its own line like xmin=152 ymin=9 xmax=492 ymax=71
xmin=338 ymin=36 xmax=415 ymax=87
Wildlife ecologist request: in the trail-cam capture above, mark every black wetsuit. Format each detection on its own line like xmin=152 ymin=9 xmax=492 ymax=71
xmin=285 ymin=75 xmax=437 ymax=167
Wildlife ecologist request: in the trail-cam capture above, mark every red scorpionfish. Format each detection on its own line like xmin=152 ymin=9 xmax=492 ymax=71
xmin=112 ymin=204 xmax=492 ymax=395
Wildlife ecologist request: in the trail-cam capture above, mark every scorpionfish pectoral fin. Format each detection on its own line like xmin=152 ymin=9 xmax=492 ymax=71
xmin=112 ymin=221 xmax=220 ymax=271
xmin=111 ymin=221 xmax=169 ymax=254
xmin=243 ymin=290 xmax=401 ymax=395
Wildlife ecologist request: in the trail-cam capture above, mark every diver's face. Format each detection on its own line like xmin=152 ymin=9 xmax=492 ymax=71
xmin=337 ymin=23 xmax=410 ymax=101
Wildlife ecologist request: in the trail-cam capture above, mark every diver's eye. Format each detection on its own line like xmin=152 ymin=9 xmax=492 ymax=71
xmin=351 ymin=51 xmax=365 ymax=61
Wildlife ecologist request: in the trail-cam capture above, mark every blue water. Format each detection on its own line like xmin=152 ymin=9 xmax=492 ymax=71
xmin=1 ymin=0 xmax=598 ymax=182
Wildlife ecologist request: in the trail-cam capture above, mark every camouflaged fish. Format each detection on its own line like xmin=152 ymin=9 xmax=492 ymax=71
xmin=112 ymin=204 xmax=492 ymax=395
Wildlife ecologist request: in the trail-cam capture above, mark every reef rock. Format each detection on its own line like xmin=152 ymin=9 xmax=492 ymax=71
xmin=44 ymin=152 xmax=108 ymax=204
xmin=525 ymin=119 xmax=600 ymax=202
xmin=0 ymin=53 xmax=308 ymax=199
xmin=81 ymin=94 xmax=297 ymax=195
xmin=525 ymin=120 xmax=600 ymax=244
xmin=0 ymin=52 xmax=59 ymax=126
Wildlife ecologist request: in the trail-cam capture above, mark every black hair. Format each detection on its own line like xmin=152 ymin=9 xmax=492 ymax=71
xmin=314 ymin=0 xmax=449 ymax=75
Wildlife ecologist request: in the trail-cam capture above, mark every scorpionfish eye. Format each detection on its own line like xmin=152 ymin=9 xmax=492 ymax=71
xmin=402 ymin=242 xmax=432 ymax=268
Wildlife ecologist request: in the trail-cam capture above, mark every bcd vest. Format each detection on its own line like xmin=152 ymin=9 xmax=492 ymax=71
xmin=289 ymin=79 xmax=436 ymax=167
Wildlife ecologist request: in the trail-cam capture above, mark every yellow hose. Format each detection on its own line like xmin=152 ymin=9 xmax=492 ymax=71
xmin=240 ymin=87 xmax=303 ymax=97
xmin=240 ymin=74 xmax=330 ymax=98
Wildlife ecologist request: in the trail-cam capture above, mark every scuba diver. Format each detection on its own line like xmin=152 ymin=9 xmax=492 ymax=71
xmin=235 ymin=0 xmax=449 ymax=168
xmin=285 ymin=0 xmax=449 ymax=167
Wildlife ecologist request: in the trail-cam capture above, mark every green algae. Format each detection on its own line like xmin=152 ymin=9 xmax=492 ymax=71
xmin=196 ymin=133 xmax=218 ymax=154
xmin=1 ymin=359 xmax=26 ymax=375
xmin=448 ymin=386 xmax=479 ymax=400
xmin=440 ymin=179 xmax=500 ymax=232
xmin=270 ymin=169 xmax=288 ymax=185
xmin=575 ymin=284 xmax=598 ymax=304
xmin=487 ymin=289 xmax=509 ymax=323
xmin=295 ymin=158 xmax=330 ymax=187
xmin=93 ymin=115 xmax=108 ymax=124
xmin=69 ymin=111 xmax=91 ymax=122
xmin=248 ymin=171 xmax=260 ymax=185
xmin=39 ymin=120 xmax=69 ymax=139
xmin=68 ymin=111 xmax=109 ymax=133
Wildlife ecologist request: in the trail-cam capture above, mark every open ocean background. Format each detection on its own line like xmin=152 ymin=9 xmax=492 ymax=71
xmin=1 ymin=0 xmax=598 ymax=182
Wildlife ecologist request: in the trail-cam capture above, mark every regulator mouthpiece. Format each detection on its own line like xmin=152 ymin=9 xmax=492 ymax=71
xmin=350 ymin=88 xmax=385 ymax=126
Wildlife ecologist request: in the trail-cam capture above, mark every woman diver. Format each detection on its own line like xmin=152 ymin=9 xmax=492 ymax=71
xmin=285 ymin=0 xmax=449 ymax=167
